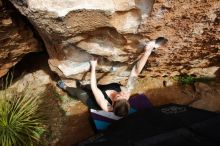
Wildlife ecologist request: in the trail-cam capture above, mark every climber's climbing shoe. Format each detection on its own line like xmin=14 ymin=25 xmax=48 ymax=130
xmin=57 ymin=80 xmax=66 ymax=90
xmin=154 ymin=37 xmax=168 ymax=48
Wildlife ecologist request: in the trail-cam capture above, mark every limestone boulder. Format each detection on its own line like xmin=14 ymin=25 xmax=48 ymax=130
xmin=9 ymin=0 xmax=220 ymax=84
xmin=191 ymin=82 xmax=220 ymax=112
xmin=9 ymin=0 xmax=155 ymax=83
xmin=0 ymin=1 xmax=40 ymax=77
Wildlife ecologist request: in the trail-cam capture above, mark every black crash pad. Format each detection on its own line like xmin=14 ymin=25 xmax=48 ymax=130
xmin=78 ymin=104 xmax=220 ymax=146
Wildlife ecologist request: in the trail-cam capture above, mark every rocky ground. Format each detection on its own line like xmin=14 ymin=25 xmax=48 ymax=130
xmin=1 ymin=52 xmax=219 ymax=146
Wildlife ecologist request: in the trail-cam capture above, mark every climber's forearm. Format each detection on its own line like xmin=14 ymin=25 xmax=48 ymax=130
xmin=135 ymin=50 xmax=152 ymax=75
xmin=126 ymin=48 xmax=153 ymax=91
xmin=90 ymin=67 xmax=98 ymax=90
xmin=131 ymin=46 xmax=153 ymax=77
xmin=90 ymin=66 xmax=111 ymax=112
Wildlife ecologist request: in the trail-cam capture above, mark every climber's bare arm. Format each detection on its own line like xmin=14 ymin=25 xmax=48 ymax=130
xmin=90 ymin=59 xmax=113 ymax=112
xmin=126 ymin=41 xmax=155 ymax=92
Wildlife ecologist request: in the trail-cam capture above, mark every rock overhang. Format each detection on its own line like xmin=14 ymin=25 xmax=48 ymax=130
xmin=7 ymin=0 xmax=220 ymax=84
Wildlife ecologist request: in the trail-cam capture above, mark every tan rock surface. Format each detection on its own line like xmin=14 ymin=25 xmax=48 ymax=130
xmin=9 ymin=0 xmax=155 ymax=83
xmin=133 ymin=77 xmax=220 ymax=112
xmin=140 ymin=0 xmax=220 ymax=77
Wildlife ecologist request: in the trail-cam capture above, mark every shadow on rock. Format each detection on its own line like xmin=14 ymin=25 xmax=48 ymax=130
xmin=142 ymin=81 xmax=220 ymax=113
xmin=39 ymin=84 xmax=94 ymax=146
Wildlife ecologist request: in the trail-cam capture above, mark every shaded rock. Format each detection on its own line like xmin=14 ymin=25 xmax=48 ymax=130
xmin=133 ymin=77 xmax=197 ymax=106
xmin=7 ymin=58 xmax=94 ymax=146
xmin=191 ymin=82 xmax=220 ymax=112
xmin=0 ymin=1 xmax=41 ymax=77
xmin=133 ymin=77 xmax=220 ymax=112
xmin=11 ymin=70 xmax=51 ymax=92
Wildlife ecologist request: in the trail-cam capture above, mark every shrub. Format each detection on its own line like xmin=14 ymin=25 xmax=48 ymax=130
xmin=173 ymin=75 xmax=214 ymax=85
xmin=0 ymin=75 xmax=45 ymax=146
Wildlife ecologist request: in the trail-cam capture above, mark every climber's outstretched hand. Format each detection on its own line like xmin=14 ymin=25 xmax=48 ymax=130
xmin=90 ymin=57 xmax=98 ymax=69
xmin=144 ymin=37 xmax=168 ymax=53
xmin=144 ymin=40 xmax=155 ymax=53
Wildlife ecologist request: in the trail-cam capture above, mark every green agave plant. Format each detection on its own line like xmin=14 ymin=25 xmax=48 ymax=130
xmin=0 ymin=75 xmax=45 ymax=146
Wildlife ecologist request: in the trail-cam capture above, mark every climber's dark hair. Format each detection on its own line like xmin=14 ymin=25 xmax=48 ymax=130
xmin=113 ymin=99 xmax=130 ymax=117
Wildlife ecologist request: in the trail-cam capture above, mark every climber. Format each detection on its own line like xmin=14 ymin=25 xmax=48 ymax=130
xmin=57 ymin=37 xmax=168 ymax=117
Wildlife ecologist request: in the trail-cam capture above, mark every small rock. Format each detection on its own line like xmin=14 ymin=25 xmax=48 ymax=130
xmin=157 ymin=0 xmax=166 ymax=3
xmin=194 ymin=82 xmax=211 ymax=93
xmin=2 ymin=18 xmax=12 ymax=26
xmin=170 ymin=71 xmax=180 ymax=77
xmin=164 ymin=79 xmax=174 ymax=87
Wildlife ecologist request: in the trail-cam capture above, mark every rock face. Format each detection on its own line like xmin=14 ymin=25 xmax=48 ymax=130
xmin=133 ymin=77 xmax=220 ymax=112
xmin=139 ymin=0 xmax=220 ymax=77
xmin=0 ymin=0 xmax=40 ymax=77
xmin=9 ymin=0 xmax=220 ymax=84
xmin=8 ymin=0 xmax=155 ymax=83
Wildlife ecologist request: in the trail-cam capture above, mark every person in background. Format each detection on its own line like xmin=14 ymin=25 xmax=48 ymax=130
xmin=57 ymin=37 xmax=168 ymax=117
